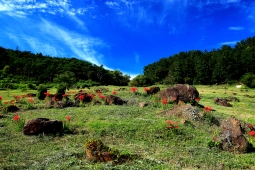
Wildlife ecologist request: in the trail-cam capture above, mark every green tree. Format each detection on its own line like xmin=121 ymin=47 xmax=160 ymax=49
xmin=53 ymin=71 xmax=76 ymax=90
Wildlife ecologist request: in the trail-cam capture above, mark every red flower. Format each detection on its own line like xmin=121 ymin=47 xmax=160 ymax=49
xmin=66 ymin=115 xmax=71 ymax=122
xmin=112 ymin=90 xmax=117 ymax=95
xmin=62 ymin=94 xmax=68 ymax=97
xmin=162 ymin=98 xmax=168 ymax=105
xmin=144 ymin=87 xmax=149 ymax=92
xmin=17 ymin=96 xmax=22 ymax=99
xmin=99 ymin=95 xmax=105 ymax=100
xmin=13 ymin=115 xmax=20 ymax=121
xmin=4 ymin=101 xmax=9 ymax=105
xmin=248 ymin=131 xmax=255 ymax=137
xmin=195 ymin=97 xmax=200 ymax=102
xmin=27 ymin=98 xmax=34 ymax=104
xmin=89 ymin=94 xmax=95 ymax=99
xmin=44 ymin=92 xmax=51 ymax=96
xmin=166 ymin=120 xmax=171 ymax=124
xmin=204 ymin=106 xmax=212 ymax=112
xmin=0 ymin=96 xmax=2 ymax=100
xmin=79 ymin=95 xmax=85 ymax=101
xmin=248 ymin=124 xmax=254 ymax=129
xmin=172 ymin=97 xmax=177 ymax=101
xmin=130 ymin=87 xmax=138 ymax=93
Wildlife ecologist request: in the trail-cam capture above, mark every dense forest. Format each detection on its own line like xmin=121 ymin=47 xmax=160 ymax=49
xmin=0 ymin=47 xmax=130 ymax=89
xmin=129 ymin=36 xmax=255 ymax=86
xmin=1 ymin=36 xmax=255 ymax=89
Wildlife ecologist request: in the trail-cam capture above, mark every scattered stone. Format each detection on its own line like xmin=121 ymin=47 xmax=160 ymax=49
xmin=214 ymin=98 xmax=233 ymax=107
xmin=23 ymin=118 xmax=63 ymax=135
xmin=158 ymin=84 xmax=199 ymax=103
xmin=139 ymin=102 xmax=149 ymax=108
xmin=105 ymin=95 xmax=127 ymax=105
xmin=85 ymin=140 xmax=135 ymax=164
xmin=215 ymin=116 xmax=251 ymax=153
xmin=226 ymin=96 xmax=239 ymax=102
xmin=146 ymin=87 xmax=160 ymax=95
xmin=7 ymin=105 xmax=19 ymax=112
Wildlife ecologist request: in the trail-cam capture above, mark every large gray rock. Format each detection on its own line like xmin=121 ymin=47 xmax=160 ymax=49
xmin=159 ymin=84 xmax=199 ymax=103
xmin=215 ymin=116 xmax=250 ymax=153
xmin=23 ymin=118 xmax=63 ymax=135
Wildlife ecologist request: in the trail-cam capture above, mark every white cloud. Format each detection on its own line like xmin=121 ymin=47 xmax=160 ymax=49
xmin=134 ymin=52 xmax=139 ymax=64
xmin=228 ymin=26 xmax=244 ymax=30
xmin=219 ymin=41 xmax=238 ymax=46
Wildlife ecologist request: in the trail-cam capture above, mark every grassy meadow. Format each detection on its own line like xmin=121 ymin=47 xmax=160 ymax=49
xmin=0 ymin=85 xmax=255 ymax=169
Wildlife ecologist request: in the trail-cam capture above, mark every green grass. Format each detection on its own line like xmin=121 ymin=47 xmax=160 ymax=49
xmin=1 ymin=85 xmax=255 ymax=169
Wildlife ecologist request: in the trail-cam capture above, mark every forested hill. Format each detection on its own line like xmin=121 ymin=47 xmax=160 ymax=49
xmin=143 ymin=36 xmax=255 ymax=85
xmin=0 ymin=47 xmax=130 ymax=86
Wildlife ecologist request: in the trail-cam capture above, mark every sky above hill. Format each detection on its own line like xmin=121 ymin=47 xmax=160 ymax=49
xmin=0 ymin=0 xmax=255 ymax=79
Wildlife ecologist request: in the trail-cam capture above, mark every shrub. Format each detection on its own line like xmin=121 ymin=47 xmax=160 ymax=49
xmin=241 ymin=73 xmax=255 ymax=88
xmin=56 ymin=84 xmax=66 ymax=94
xmin=27 ymin=83 xmax=37 ymax=90
xmin=37 ymin=84 xmax=47 ymax=100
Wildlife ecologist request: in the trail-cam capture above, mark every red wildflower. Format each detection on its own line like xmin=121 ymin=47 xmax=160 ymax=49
xmin=10 ymin=100 xmax=15 ymax=105
xmin=44 ymin=92 xmax=51 ymax=96
xmin=27 ymin=98 xmax=34 ymax=104
xmin=66 ymin=115 xmax=71 ymax=122
xmin=248 ymin=131 xmax=255 ymax=137
xmin=195 ymin=97 xmax=200 ymax=102
xmin=172 ymin=97 xmax=177 ymax=101
xmin=4 ymin=101 xmax=9 ymax=105
xmin=162 ymin=98 xmax=168 ymax=105
xmin=0 ymin=96 xmax=2 ymax=100
xmin=89 ymin=94 xmax=95 ymax=99
xmin=13 ymin=115 xmax=20 ymax=121
xmin=144 ymin=87 xmax=149 ymax=92
xmin=204 ymin=106 xmax=213 ymax=112
xmin=248 ymin=124 xmax=254 ymax=129
xmin=62 ymin=94 xmax=68 ymax=97
xmin=112 ymin=90 xmax=117 ymax=95
xmin=79 ymin=95 xmax=85 ymax=101
xmin=99 ymin=95 xmax=105 ymax=100
xmin=130 ymin=87 xmax=138 ymax=93
xmin=17 ymin=96 xmax=22 ymax=99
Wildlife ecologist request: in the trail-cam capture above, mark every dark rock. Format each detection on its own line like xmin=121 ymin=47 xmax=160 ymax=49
xmin=158 ymin=84 xmax=199 ymax=103
xmin=7 ymin=105 xmax=19 ymax=112
xmin=146 ymin=87 xmax=160 ymax=95
xmin=214 ymin=98 xmax=233 ymax=107
xmin=105 ymin=95 xmax=127 ymax=105
xmin=23 ymin=118 xmax=63 ymax=135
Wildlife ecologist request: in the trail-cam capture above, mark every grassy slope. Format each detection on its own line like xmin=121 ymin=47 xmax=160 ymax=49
xmin=0 ymin=85 xmax=255 ymax=170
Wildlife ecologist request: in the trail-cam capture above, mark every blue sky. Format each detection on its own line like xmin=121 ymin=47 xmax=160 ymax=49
xmin=0 ymin=0 xmax=255 ymax=79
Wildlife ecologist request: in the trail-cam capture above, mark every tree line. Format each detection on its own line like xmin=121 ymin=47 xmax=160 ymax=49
xmin=0 ymin=47 xmax=130 ymax=88
xmin=129 ymin=36 xmax=255 ymax=86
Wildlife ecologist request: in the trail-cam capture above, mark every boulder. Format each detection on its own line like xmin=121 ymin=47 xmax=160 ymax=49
xmin=7 ymin=105 xmax=19 ymax=112
xmin=215 ymin=116 xmax=250 ymax=153
xmin=146 ymin=87 xmax=160 ymax=95
xmin=159 ymin=84 xmax=199 ymax=103
xmin=105 ymin=95 xmax=127 ymax=105
xmin=23 ymin=118 xmax=63 ymax=135
xmin=74 ymin=92 xmax=93 ymax=106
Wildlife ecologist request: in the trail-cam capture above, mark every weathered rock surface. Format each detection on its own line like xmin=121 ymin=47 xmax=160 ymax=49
xmin=146 ymin=87 xmax=160 ymax=95
xmin=215 ymin=116 xmax=250 ymax=153
xmin=105 ymin=95 xmax=127 ymax=105
xmin=159 ymin=84 xmax=199 ymax=103
xmin=214 ymin=98 xmax=233 ymax=107
xmin=23 ymin=118 xmax=63 ymax=135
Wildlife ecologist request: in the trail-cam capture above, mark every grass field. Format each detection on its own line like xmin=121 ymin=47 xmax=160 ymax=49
xmin=0 ymin=85 xmax=255 ymax=169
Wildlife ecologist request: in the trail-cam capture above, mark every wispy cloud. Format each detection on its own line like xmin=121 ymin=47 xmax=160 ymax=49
xmin=228 ymin=26 xmax=244 ymax=31
xmin=134 ymin=52 xmax=139 ymax=64
xmin=219 ymin=41 xmax=238 ymax=46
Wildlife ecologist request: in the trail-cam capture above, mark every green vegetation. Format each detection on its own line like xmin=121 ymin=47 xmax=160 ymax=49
xmin=0 ymin=47 xmax=130 ymax=88
xmin=139 ymin=36 xmax=255 ymax=86
xmin=0 ymin=85 xmax=255 ymax=169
